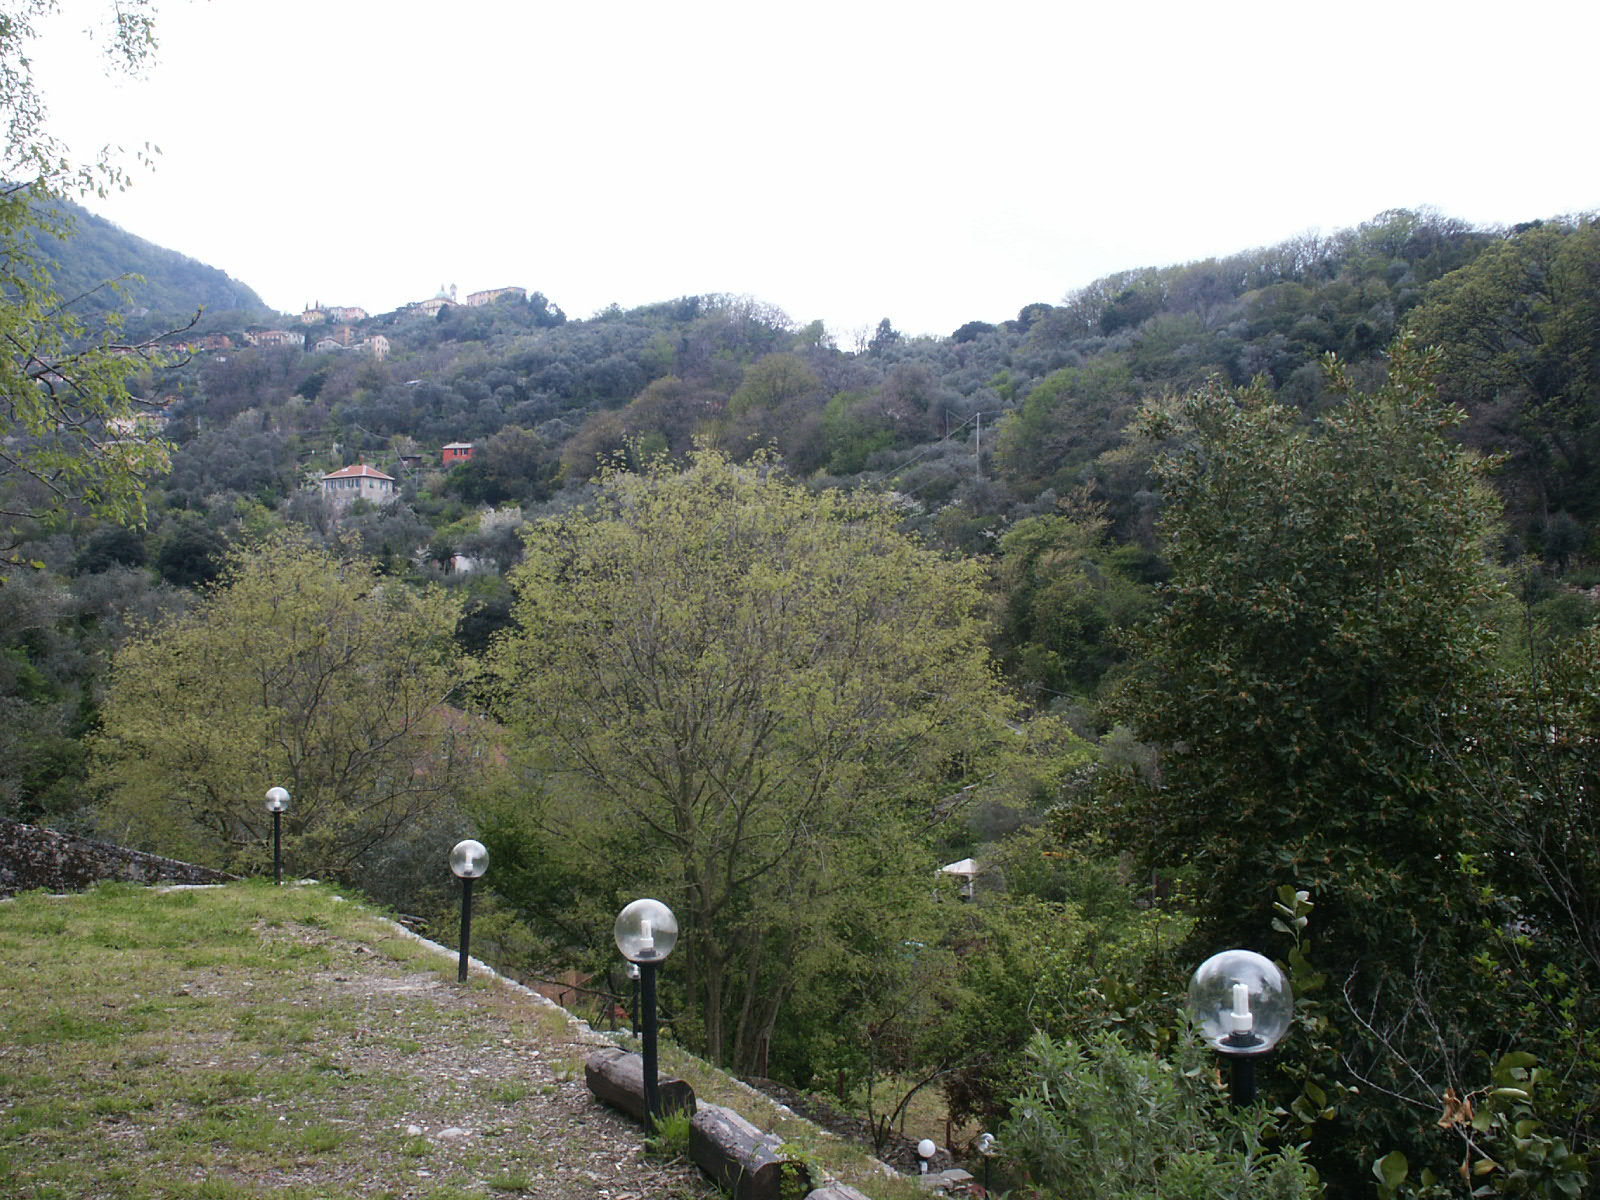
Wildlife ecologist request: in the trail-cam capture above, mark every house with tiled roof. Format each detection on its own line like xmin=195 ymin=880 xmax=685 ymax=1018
xmin=321 ymin=462 xmax=397 ymax=506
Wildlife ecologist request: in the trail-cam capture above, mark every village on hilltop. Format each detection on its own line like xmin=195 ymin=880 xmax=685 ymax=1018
xmin=174 ymin=284 xmax=530 ymax=363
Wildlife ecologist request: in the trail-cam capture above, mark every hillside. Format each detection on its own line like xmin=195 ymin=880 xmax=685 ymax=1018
xmin=0 ymin=882 xmax=909 ymax=1199
xmin=5 ymin=206 xmax=1596 ymax=840
xmin=23 ymin=196 xmax=275 ymax=334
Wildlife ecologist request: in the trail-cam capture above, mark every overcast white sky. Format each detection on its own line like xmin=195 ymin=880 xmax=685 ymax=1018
xmin=30 ymin=0 xmax=1599 ymax=338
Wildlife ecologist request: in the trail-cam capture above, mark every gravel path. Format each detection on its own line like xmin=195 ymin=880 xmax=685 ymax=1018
xmin=258 ymin=919 xmax=720 ymax=1198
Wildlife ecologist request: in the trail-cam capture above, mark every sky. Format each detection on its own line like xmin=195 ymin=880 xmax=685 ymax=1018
xmin=29 ymin=0 xmax=1600 ymax=339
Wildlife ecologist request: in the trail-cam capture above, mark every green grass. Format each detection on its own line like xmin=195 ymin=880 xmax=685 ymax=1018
xmin=0 ymin=881 xmax=629 ymax=1198
xmin=0 ymin=880 xmax=909 ymax=1199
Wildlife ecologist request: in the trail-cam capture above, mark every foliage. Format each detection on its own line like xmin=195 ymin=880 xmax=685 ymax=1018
xmin=992 ymin=359 xmax=1138 ymax=496
xmin=1432 ymin=626 xmax=1600 ymax=1159
xmin=989 ymin=492 xmax=1155 ymax=702
xmin=644 ymin=1105 xmax=693 ymax=1159
xmin=484 ymin=448 xmax=1014 ymax=1074
xmin=92 ymin=533 xmax=483 ymax=886
xmin=938 ymin=889 xmax=1190 ymax=1129
xmin=1002 ymin=1029 xmax=1323 ymax=1200
xmin=1373 ymin=1052 xmax=1588 ymax=1200
xmin=1079 ymin=340 xmax=1513 ymax=1186
xmin=1092 ymin=338 xmax=1505 ymax=958
xmin=0 ymin=1 xmax=186 ymax=561
xmin=1408 ymin=218 xmax=1600 ymax=530
xmin=26 ymin=196 xmax=270 ymax=325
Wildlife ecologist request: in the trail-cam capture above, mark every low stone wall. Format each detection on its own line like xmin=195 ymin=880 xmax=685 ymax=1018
xmin=0 ymin=820 xmax=235 ymax=897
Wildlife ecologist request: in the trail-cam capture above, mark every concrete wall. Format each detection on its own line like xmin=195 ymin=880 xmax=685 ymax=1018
xmin=0 ymin=820 xmax=235 ymax=897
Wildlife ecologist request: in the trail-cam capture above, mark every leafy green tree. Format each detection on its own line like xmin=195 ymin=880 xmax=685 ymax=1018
xmin=1081 ymin=340 xmax=1509 ymax=1184
xmin=938 ymin=887 xmax=1186 ymax=1129
xmin=990 ymin=494 xmax=1154 ymax=702
xmin=448 ymin=424 xmax=557 ymax=506
xmin=93 ymin=534 xmax=483 ymax=882
xmin=1 ymin=1 xmax=180 ymax=564
xmin=485 ymin=449 xmax=1012 ymax=1073
xmin=1094 ymin=339 xmax=1504 ymax=948
xmin=993 ymin=359 xmax=1139 ymax=498
xmin=726 ymin=352 xmax=821 ymax=418
xmin=1432 ymin=627 xmax=1600 ymax=1159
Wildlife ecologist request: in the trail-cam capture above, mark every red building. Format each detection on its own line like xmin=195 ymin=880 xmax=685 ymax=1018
xmin=442 ymin=442 xmax=475 ymax=466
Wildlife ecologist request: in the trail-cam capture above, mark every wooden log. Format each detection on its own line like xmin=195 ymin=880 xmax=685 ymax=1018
xmin=689 ymin=1102 xmax=814 ymax=1200
xmin=584 ymin=1047 xmax=696 ymax=1124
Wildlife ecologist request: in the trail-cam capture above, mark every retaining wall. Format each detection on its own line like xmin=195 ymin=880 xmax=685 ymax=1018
xmin=0 ymin=820 xmax=235 ymax=897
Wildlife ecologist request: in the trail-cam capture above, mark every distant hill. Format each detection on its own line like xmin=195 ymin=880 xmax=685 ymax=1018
xmin=24 ymin=196 xmax=276 ymax=335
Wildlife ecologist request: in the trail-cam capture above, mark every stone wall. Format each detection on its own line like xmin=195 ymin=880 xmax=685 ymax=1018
xmin=0 ymin=820 xmax=236 ymax=897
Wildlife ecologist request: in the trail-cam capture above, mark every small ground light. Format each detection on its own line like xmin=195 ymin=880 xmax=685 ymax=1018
xmin=1186 ymin=949 xmax=1292 ymax=1105
xmin=917 ymin=1138 xmax=937 ymax=1174
xmin=264 ymin=787 xmax=290 ymax=885
xmin=449 ymin=840 xmax=488 ymax=983
xmin=614 ymin=899 xmax=677 ymax=1129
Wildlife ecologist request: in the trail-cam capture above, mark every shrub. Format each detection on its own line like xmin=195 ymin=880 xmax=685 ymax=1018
xmin=1002 ymin=1030 xmax=1322 ymax=1200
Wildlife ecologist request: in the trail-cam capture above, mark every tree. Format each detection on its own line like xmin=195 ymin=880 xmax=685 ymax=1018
xmin=1082 ymin=340 xmax=1509 ymax=1182
xmin=1433 ymin=627 xmax=1600 ymax=1158
xmin=485 ymin=449 xmax=1012 ymax=1072
xmin=990 ymin=496 xmax=1154 ymax=702
xmin=1095 ymin=339 xmax=1504 ymax=943
xmin=993 ymin=359 xmax=1139 ymax=498
xmin=1 ymin=1 xmax=182 ymax=563
xmin=92 ymin=534 xmax=483 ymax=884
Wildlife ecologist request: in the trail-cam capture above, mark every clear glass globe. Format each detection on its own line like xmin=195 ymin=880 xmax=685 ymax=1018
xmin=614 ymin=898 xmax=677 ymax=963
xmin=449 ymin=839 xmax=489 ymax=879
xmin=1186 ymin=949 xmax=1293 ymax=1053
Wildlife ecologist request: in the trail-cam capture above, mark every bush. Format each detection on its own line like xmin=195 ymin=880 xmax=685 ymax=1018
xmin=1002 ymin=1030 xmax=1322 ymax=1200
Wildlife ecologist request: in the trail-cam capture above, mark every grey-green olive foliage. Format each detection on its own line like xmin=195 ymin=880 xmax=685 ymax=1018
xmin=485 ymin=449 xmax=1012 ymax=1072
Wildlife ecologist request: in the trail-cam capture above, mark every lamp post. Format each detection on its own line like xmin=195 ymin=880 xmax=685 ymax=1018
xmin=917 ymin=1138 xmax=937 ymax=1175
xmin=614 ymin=898 xmax=677 ymax=1128
xmin=264 ymin=787 xmax=290 ymax=885
xmin=1186 ymin=949 xmax=1292 ymax=1105
xmin=449 ymin=840 xmax=489 ymax=983
xmin=976 ymin=1132 xmax=996 ymax=1194
xmin=627 ymin=961 xmax=641 ymax=1038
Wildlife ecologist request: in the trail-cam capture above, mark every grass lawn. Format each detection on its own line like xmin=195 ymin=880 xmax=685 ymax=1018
xmin=0 ymin=880 xmax=932 ymax=1200
xmin=0 ymin=881 xmax=677 ymax=1199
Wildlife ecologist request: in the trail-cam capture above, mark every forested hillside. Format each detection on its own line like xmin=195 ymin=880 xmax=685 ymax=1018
xmin=24 ymin=197 xmax=272 ymax=334
xmin=7 ymin=203 xmax=1598 ymax=830
xmin=5 ymin=200 xmax=1599 ymax=1199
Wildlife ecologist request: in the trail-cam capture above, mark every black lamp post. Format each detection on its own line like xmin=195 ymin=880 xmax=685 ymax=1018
xmin=1186 ymin=949 xmax=1292 ymax=1105
xmin=264 ymin=787 xmax=290 ymax=884
xmin=449 ymin=839 xmax=489 ymax=983
xmin=614 ymin=898 xmax=677 ymax=1129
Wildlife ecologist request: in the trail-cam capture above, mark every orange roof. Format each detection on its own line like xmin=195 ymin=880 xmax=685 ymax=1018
xmin=322 ymin=463 xmax=395 ymax=482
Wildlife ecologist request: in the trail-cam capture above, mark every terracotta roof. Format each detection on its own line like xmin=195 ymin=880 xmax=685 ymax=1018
xmin=322 ymin=463 xmax=395 ymax=482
